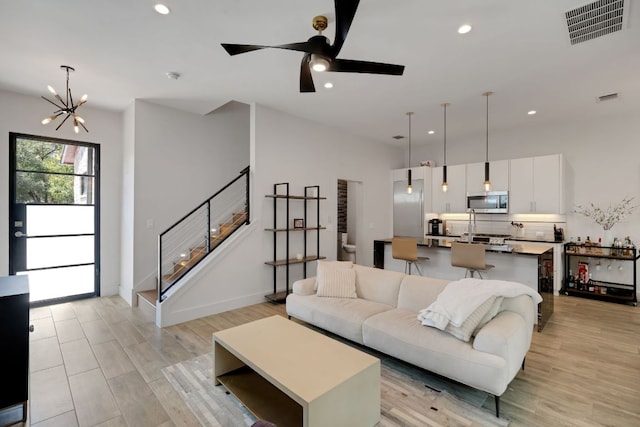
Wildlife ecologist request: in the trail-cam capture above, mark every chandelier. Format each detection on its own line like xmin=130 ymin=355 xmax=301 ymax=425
xmin=41 ymin=65 xmax=88 ymax=133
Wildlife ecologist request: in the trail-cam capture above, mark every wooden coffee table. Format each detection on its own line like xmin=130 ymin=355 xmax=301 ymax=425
xmin=213 ymin=315 xmax=380 ymax=427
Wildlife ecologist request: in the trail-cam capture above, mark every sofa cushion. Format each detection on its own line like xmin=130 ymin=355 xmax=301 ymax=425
xmin=286 ymin=293 xmax=393 ymax=344
xmin=316 ymin=267 xmax=357 ymax=298
xmin=353 ymin=265 xmax=404 ymax=307
xmin=397 ymin=275 xmax=450 ymax=313
xmin=362 ymin=308 xmax=509 ymax=396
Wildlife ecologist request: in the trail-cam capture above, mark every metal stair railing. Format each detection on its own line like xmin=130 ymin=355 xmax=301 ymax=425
xmin=158 ymin=166 xmax=250 ymax=302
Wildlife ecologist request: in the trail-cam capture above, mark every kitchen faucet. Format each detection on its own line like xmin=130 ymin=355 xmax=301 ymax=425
xmin=467 ymin=209 xmax=476 ymax=242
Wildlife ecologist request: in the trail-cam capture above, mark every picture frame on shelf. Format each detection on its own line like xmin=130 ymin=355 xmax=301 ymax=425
xmin=293 ymin=218 xmax=305 ymax=228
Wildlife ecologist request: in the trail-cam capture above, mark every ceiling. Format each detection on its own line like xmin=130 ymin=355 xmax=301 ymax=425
xmin=1 ymin=0 xmax=638 ymax=145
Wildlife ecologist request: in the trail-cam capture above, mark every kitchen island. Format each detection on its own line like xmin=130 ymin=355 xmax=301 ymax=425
xmin=373 ymin=237 xmax=554 ymax=331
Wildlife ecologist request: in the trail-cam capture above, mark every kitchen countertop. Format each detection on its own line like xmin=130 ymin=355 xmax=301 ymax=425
xmin=424 ymin=234 xmax=563 ymax=244
xmin=377 ymin=238 xmax=553 ymax=256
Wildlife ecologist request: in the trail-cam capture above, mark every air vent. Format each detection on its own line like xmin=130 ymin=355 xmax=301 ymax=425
xmin=565 ymin=0 xmax=625 ymax=45
xmin=392 ymin=135 xmax=405 ymax=140
xmin=596 ymin=92 xmax=619 ymax=102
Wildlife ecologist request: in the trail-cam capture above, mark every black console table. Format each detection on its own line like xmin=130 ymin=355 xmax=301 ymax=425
xmin=0 ymin=275 xmax=30 ymax=425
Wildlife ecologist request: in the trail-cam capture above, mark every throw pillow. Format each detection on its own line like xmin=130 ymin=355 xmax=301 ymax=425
xmin=316 ymin=267 xmax=357 ymax=298
xmin=314 ymin=260 xmax=353 ymax=290
xmin=444 ymin=296 xmax=497 ymax=342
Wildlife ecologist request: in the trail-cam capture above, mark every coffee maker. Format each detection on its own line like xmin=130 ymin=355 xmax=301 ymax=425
xmin=428 ymin=218 xmax=444 ymax=235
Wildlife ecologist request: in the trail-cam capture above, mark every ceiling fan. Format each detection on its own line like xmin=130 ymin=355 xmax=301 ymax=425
xmin=221 ymin=0 xmax=405 ymax=92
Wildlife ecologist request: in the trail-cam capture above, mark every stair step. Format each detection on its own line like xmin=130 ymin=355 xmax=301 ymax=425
xmin=232 ymin=211 xmax=247 ymax=224
xmin=160 ymin=209 xmax=249 ymax=293
xmin=137 ymin=289 xmax=158 ymax=307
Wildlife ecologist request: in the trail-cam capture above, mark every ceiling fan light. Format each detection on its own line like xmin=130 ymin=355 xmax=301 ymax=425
xmin=310 ymin=55 xmax=329 ymax=72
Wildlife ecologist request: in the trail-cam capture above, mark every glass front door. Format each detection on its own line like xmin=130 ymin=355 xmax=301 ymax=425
xmin=9 ymin=133 xmax=100 ymax=305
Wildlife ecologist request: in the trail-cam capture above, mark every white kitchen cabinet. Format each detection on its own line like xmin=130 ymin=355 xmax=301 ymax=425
xmin=431 ymin=164 xmax=466 ymax=213
xmin=465 ymin=160 xmax=509 ymax=194
xmin=509 ymin=154 xmax=564 ymax=214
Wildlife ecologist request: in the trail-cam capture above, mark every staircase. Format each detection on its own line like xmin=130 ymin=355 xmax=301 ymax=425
xmin=137 ymin=166 xmax=250 ymax=308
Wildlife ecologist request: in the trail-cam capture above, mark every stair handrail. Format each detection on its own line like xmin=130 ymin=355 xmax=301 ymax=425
xmin=158 ymin=166 xmax=250 ymax=301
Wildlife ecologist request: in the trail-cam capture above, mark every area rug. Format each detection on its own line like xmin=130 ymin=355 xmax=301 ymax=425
xmin=162 ymin=352 xmax=510 ymax=427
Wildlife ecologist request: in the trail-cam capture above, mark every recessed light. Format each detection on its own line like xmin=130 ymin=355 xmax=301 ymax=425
xmin=154 ymin=4 xmax=170 ymax=15
xmin=428 ymin=130 xmax=435 ymax=135
xmin=458 ymin=24 xmax=472 ymax=34
xmin=324 ymin=82 xmax=333 ymax=89
xmin=527 ymin=110 xmax=537 ymax=115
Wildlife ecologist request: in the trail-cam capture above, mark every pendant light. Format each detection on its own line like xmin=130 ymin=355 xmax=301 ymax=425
xmin=41 ymin=65 xmax=89 ymax=133
xmin=441 ymin=103 xmax=450 ymax=192
xmin=406 ymin=112 xmax=414 ymax=194
xmin=482 ymin=91 xmax=493 ymax=192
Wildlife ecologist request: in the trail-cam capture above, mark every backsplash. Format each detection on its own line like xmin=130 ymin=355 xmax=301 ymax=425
xmin=433 ymin=213 xmax=567 ymax=242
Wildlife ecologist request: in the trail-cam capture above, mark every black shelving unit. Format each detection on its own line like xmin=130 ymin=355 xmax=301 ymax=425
xmin=264 ymin=183 xmax=326 ymax=303
xmin=0 ymin=275 xmax=30 ymax=424
xmin=563 ymin=243 xmax=638 ymax=306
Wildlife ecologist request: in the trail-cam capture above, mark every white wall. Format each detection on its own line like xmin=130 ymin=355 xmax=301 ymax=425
xmin=412 ymin=108 xmax=640 ymax=241
xmin=120 ymin=100 xmax=250 ymax=303
xmin=157 ymin=104 xmax=404 ymax=326
xmin=0 ymin=89 xmax=123 ymax=296
xmin=120 ymin=102 xmax=136 ymax=301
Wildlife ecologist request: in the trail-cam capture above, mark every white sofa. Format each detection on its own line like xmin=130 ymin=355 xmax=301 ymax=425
xmin=286 ymin=264 xmax=538 ymax=417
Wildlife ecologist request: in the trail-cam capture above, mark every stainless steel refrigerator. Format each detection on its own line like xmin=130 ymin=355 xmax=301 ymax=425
xmin=393 ymin=178 xmax=424 ymax=237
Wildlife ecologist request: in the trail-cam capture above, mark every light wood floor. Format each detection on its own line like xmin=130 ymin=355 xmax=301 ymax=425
xmin=17 ymin=294 xmax=640 ymax=427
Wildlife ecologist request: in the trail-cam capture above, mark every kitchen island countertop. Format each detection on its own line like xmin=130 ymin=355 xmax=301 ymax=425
xmin=376 ymin=237 xmax=553 ymax=256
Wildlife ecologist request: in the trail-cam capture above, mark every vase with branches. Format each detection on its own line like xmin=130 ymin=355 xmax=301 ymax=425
xmin=575 ymin=197 xmax=637 ymax=245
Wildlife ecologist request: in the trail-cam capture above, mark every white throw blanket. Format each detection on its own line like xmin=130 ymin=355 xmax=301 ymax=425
xmin=418 ymin=278 xmax=543 ymax=330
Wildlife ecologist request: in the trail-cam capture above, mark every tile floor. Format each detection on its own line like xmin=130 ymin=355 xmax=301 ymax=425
xmin=22 ymin=294 xmax=272 ymax=427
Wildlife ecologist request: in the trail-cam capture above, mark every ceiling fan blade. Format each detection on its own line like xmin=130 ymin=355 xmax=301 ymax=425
xmin=300 ymin=54 xmax=316 ymax=93
xmin=221 ymin=44 xmax=269 ymax=56
xmin=222 ymin=41 xmax=317 ymax=56
xmin=331 ymin=0 xmax=360 ymax=56
xmin=328 ymin=59 xmax=405 ymax=75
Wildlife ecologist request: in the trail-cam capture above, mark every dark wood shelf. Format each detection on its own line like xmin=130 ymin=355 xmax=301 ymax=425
xmin=564 ymin=288 xmax=636 ymax=304
xmin=265 ymin=194 xmax=326 ymax=200
xmin=265 ymin=256 xmax=326 ymax=267
xmin=265 ymin=227 xmax=327 ymax=232
xmin=217 ymin=366 xmax=302 ymax=427
xmin=564 ymin=251 xmax=637 ymax=260
xmin=264 ymin=290 xmax=292 ymax=303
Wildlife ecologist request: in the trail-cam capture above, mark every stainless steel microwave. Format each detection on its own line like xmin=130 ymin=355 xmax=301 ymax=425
xmin=466 ymin=191 xmax=508 ymax=213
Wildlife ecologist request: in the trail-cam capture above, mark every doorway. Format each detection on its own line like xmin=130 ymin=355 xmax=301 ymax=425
xmin=336 ymin=179 xmax=362 ymax=263
xmin=9 ymin=133 xmax=100 ymax=306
